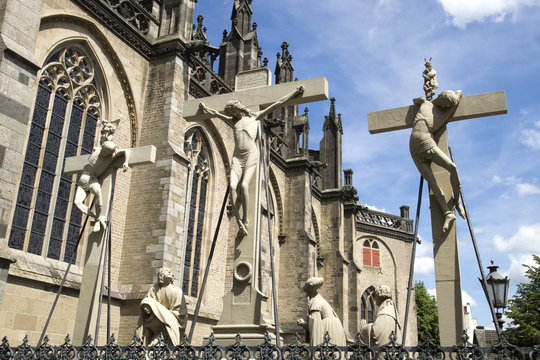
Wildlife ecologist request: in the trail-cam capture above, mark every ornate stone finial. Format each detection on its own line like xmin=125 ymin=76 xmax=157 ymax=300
xmin=263 ymin=57 xmax=268 ymax=68
xmin=222 ymin=29 xmax=228 ymax=40
xmin=197 ymin=15 xmax=204 ymax=30
xmin=304 ymin=107 xmax=309 ymax=115
xmin=232 ymin=18 xmax=238 ymax=27
xmin=276 ymin=52 xmax=281 ymax=59
xmin=252 ymin=22 xmax=257 ymax=31
xmin=203 ymin=27 xmax=207 ymax=33
xmin=329 ymin=97 xmax=336 ymax=119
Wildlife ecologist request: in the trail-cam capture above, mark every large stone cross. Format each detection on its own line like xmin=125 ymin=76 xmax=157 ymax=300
xmin=64 ymin=143 xmax=156 ymax=345
xmin=368 ymin=91 xmax=506 ymax=345
xmin=183 ymin=75 xmax=328 ymax=344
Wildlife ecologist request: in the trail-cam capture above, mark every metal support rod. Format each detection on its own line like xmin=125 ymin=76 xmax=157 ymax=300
xmin=107 ymin=205 xmax=112 ymax=341
xmin=188 ymin=186 xmax=230 ymax=342
xmin=448 ymin=147 xmax=502 ymax=339
xmin=402 ymin=175 xmax=424 ymax=345
xmin=261 ymin=131 xmax=281 ymax=346
xmin=37 ymin=199 xmax=94 ymax=346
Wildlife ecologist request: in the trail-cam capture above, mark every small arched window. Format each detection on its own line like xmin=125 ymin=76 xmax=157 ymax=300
xmin=182 ymin=130 xmax=209 ymax=297
xmin=363 ymin=239 xmax=380 ymax=267
xmin=8 ymin=46 xmax=102 ymax=263
xmin=361 ymin=286 xmax=379 ymax=323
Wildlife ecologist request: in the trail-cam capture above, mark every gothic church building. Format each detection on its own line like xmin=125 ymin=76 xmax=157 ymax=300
xmin=0 ymin=0 xmax=417 ymax=344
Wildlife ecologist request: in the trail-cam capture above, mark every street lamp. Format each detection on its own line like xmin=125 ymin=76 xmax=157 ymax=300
xmin=482 ymin=260 xmax=510 ymax=327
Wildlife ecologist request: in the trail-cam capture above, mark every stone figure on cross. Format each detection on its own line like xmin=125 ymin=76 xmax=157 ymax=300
xmin=410 ymin=89 xmax=466 ymax=232
xmin=198 ymin=85 xmax=304 ymax=236
xmin=422 ymin=58 xmax=438 ymax=100
xmin=73 ymin=119 xmax=130 ymax=232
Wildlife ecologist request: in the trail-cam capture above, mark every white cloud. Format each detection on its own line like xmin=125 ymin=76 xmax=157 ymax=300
xmin=506 ymin=253 xmax=537 ymax=283
xmin=427 ymin=288 xmax=437 ymax=298
xmin=516 ymin=183 xmax=540 ymax=195
xmin=415 ymin=256 xmax=435 ymax=275
xmin=462 ymin=290 xmax=478 ymax=307
xmin=521 ymin=128 xmax=540 ymax=149
xmin=493 ymin=223 xmax=540 ymax=254
xmin=437 ymin=0 xmax=539 ymax=28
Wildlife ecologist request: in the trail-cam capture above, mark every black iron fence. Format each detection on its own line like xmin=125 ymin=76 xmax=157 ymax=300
xmin=0 ymin=331 xmax=538 ymax=360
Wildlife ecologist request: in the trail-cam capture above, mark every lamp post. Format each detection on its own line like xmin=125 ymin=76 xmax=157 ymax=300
xmin=481 ymin=260 xmax=510 ymax=331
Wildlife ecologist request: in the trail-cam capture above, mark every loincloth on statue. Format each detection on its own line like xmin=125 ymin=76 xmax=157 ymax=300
xmin=409 ymin=120 xmax=436 ymax=163
xmin=231 ymin=150 xmax=259 ymax=179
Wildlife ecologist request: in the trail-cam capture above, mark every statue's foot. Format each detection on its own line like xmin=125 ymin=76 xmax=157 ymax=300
xmin=442 ymin=211 xmax=456 ymax=232
xmin=237 ymin=222 xmax=248 ymax=237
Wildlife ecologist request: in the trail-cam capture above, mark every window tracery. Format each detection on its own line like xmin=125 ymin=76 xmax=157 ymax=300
xmin=182 ymin=130 xmax=210 ymax=297
xmin=8 ymin=46 xmax=103 ymax=263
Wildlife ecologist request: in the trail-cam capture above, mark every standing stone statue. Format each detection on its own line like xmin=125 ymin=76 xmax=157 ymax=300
xmin=297 ymin=277 xmax=346 ymax=346
xmin=199 ymin=86 xmax=304 ymax=236
xmin=422 ymin=58 xmax=438 ymax=100
xmin=359 ymin=285 xmax=401 ymax=346
xmin=136 ymin=267 xmax=188 ymax=346
xmin=73 ymin=119 xmax=130 ymax=232
xmin=409 ymin=90 xmax=466 ymax=232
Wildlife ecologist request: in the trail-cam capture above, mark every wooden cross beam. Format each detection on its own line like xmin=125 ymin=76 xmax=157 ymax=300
xmin=367 ymin=90 xmax=507 ymax=346
xmin=183 ymin=76 xmax=328 ymax=120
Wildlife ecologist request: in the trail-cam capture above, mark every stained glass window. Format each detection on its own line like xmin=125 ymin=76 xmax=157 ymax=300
xmin=8 ymin=46 xmax=102 ymax=262
xmin=182 ymin=130 xmax=209 ymax=297
xmin=361 ymin=286 xmax=378 ymax=323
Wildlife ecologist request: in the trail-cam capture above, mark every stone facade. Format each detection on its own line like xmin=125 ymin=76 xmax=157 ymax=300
xmin=0 ymin=0 xmax=417 ymax=346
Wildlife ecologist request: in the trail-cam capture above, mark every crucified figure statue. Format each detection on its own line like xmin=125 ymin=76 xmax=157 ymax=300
xmin=199 ymin=86 xmax=304 ymax=236
xmin=73 ymin=119 xmax=130 ymax=232
xmin=410 ymin=90 xmax=466 ymax=232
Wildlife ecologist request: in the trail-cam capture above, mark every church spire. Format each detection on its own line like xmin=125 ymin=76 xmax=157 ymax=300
xmin=320 ymin=97 xmax=343 ymax=190
xmin=275 ymin=41 xmax=294 ymax=84
xmin=218 ymin=0 xmax=260 ymax=87
xmin=231 ymin=0 xmax=254 ymax=36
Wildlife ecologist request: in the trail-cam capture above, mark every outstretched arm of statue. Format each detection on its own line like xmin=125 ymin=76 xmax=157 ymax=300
xmin=256 ymin=85 xmax=304 ymax=119
xmin=199 ymin=102 xmax=233 ymax=121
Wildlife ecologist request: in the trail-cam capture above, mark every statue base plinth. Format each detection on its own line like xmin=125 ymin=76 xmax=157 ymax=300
xmin=209 ymin=324 xmax=281 ymax=346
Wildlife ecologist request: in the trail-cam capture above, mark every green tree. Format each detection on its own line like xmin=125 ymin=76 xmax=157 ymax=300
xmin=415 ymin=280 xmax=440 ymax=344
xmin=505 ymin=254 xmax=540 ymax=346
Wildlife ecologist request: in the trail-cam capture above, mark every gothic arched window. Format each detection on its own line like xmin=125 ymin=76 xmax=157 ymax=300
xmin=8 ymin=46 xmax=102 ymax=263
xmin=361 ymin=286 xmax=379 ymax=323
xmin=363 ymin=239 xmax=380 ymax=267
xmin=182 ymin=130 xmax=209 ymax=297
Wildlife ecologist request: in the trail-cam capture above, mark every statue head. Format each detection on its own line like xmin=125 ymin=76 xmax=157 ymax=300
xmin=375 ymin=285 xmax=392 ymax=301
xmin=303 ymin=276 xmax=324 ymax=294
xmin=433 ymin=90 xmax=462 ymax=108
xmin=424 ymin=57 xmax=432 ymax=70
xmin=158 ymin=267 xmax=174 ymax=286
xmin=224 ymin=100 xmax=252 ymax=118
xmin=100 ymin=119 xmax=119 ymax=144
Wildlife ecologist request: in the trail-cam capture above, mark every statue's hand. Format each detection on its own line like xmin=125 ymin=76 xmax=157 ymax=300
xmin=297 ymin=318 xmax=306 ymax=326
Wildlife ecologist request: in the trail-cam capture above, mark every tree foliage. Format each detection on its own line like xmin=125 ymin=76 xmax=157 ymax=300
xmin=505 ymin=254 xmax=540 ymax=346
xmin=415 ymin=280 xmax=440 ymax=344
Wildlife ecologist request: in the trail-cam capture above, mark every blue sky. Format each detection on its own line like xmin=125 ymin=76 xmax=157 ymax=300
xmin=193 ymin=0 xmax=540 ymax=330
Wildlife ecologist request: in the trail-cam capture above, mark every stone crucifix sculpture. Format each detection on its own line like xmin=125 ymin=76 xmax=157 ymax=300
xmin=198 ymin=86 xmax=304 ymax=236
xmin=64 ymin=120 xmax=156 ymax=345
xmin=367 ymin=65 xmax=506 ymax=345
xmin=183 ymin=74 xmax=328 ymax=344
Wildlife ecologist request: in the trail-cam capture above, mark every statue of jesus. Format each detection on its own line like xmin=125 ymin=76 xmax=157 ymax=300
xmin=199 ymin=86 xmax=304 ymax=236
xmin=409 ymin=90 xmax=466 ymax=232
